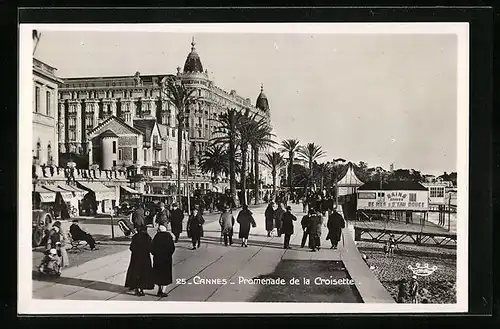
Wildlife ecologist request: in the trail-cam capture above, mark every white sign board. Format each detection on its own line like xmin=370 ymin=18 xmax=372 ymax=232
xmin=357 ymin=190 xmax=429 ymax=211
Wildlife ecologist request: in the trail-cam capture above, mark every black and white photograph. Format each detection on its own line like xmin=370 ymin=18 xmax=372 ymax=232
xmin=19 ymin=22 xmax=469 ymax=314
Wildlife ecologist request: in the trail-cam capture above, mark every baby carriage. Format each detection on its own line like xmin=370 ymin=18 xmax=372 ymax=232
xmin=38 ymin=248 xmax=62 ymax=277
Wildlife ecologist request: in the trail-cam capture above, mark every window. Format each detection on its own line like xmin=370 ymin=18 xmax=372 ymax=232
xmin=46 ymin=91 xmax=51 ymax=116
xmin=133 ymin=148 xmax=137 ymax=161
xmin=198 ymin=130 xmax=202 ymax=138
xmin=35 ymin=86 xmax=40 ymax=113
xmin=409 ymin=193 xmax=417 ymax=202
xmin=118 ymin=149 xmax=122 ymax=160
xmin=36 ymin=140 xmax=41 ymax=159
xmin=144 ymin=149 xmax=147 ymax=162
xmin=113 ymin=160 xmax=116 ymax=167
xmin=172 ymin=130 xmax=176 ymax=137
xmin=112 ymin=141 xmax=116 ymax=154
xmin=430 ymin=187 xmax=444 ymax=198
xmin=377 ymin=192 xmax=385 ymax=197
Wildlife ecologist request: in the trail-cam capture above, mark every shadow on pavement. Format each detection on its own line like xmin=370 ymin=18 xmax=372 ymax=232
xmin=199 ymin=235 xmax=308 ymax=251
xmin=33 ymin=270 xmax=129 ymax=295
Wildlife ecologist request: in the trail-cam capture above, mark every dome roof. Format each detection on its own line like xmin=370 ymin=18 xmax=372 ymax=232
xmin=183 ymin=38 xmax=204 ymax=74
xmin=256 ymin=84 xmax=270 ymax=111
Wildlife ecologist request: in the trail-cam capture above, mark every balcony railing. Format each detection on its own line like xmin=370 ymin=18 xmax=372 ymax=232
xmin=143 ymin=141 xmax=151 ymax=148
xmin=152 ymin=161 xmax=168 ymax=167
xmin=153 ymin=141 xmax=162 ymax=150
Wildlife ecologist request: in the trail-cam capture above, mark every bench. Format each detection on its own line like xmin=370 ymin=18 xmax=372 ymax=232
xmin=68 ymin=233 xmax=88 ymax=253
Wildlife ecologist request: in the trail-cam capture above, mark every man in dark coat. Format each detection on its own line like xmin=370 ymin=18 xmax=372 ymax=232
xmin=169 ymin=203 xmax=184 ymax=243
xmin=187 ymin=208 xmax=205 ymax=249
xmin=219 ymin=207 xmax=235 ymax=246
xmin=281 ymin=206 xmax=297 ymax=249
xmin=273 ymin=203 xmax=285 ymax=237
xmin=155 ymin=202 xmax=170 ymax=227
xmin=124 ymin=226 xmax=154 ymax=296
xmin=300 ymin=211 xmax=311 ymax=248
xmin=69 ymin=220 xmax=96 ymax=250
xmin=150 ymin=225 xmax=175 ymax=297
xmin=308 ymin=209 xmax=323 ymax=252
xmin=264 ymin=202 xmax=275 ymax=237
xmin=326 ymin=208 xmax=345 ymax=249
xmin=131 ymin=203 xmax=146 ymax=230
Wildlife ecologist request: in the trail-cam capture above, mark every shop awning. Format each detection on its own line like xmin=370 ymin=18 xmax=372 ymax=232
xmin=33 ymin=185 xmax=56 ymax=203
xmin=77 ymin=181 xmax=116 ymax=201
xmin=121 ymin=186 xmax=141 ymax=195
xmin=58 ymin=184 xmax=88 ymax=200
xmin=41 ymin=185 xmax=75 ymax=202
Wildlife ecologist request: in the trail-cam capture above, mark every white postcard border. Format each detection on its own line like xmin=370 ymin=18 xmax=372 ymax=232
xmin=18 ymin=22 xmax=469 ymax=314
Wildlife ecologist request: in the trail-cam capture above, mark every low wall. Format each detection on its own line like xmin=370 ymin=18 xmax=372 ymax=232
xmin=341 ymin=223 xmax=396 ymax=303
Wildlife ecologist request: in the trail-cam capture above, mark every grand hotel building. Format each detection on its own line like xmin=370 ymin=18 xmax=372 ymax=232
xmin=57 ymin=39 xmax=273 ymax=194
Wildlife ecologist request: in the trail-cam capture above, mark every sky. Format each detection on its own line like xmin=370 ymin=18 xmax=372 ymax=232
xmin=34 ymin=30 xmax=458 ymax=176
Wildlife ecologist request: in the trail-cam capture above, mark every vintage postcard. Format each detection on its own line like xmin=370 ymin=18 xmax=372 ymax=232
xmin=19 ymin=22 xmax=469 ymax=314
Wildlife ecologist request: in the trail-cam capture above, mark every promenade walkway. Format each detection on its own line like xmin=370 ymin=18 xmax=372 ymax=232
xmin=32 ymin=203 xmax=393 ymax=303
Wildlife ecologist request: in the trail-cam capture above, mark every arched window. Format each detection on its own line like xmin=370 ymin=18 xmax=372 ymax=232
xmin=47 ymin=144 xmax=52 ymax=164
xmin=36 ymin=140 xmax=41 ymax=160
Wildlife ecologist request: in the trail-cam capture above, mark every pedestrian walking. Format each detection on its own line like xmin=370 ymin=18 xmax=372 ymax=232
xmin=187 ymin=207 xmax=205 ymax=250
xmin=124 ymin=226 xmax=154 ymax=296
xmin=281 ymin=206 xmax=297 ymax=249
xmin=150 ymin=225 xmax=175 ymax=297
xmin=265 ymin=202 xmax=275 ymax=237
xmin=170 ymin=203 xmax=184 ymax=243
xmin=219 ymin=206 xmax=235 ymax=246
xmin=273 ymin=203 xmax=285 ymax=237
xmin=300 ymin=211 xmax=311 ymax=248
xmin=131 ymin=202 xmax=146 ymax=231
xmin=326 ymin=208 xmax=345 ymax=249
xmin=308 ymin=208 xmax=324 ymax=252
xmin=237 ymin=204 xmax=256 ymax=247
xmin=155 ymin=202 xmax=170 ymax=227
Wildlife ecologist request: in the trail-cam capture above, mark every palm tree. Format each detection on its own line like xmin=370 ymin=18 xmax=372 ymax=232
xmin=261 ymin=152 xmax=286 ymax=195
xmin=298 ymin=143 xmax=326 ymax=189
xmin=198 ymin=144 xmax=231 ymax=183
xmin=164 ymin=78 xmax=198 ymax=210
xmin=280 ymin=139 xmax=300 ymax=192
xmin=250 ymin=120 xmax=275 ymax=205
xmin=211 ymin=108 xmax=242 ymax=206
xmin=238 ymin=111 xmax=275 ymax=205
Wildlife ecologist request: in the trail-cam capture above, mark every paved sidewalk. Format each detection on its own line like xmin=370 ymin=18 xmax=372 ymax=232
xmin=32 ymin=203 xmax=394 ymax=302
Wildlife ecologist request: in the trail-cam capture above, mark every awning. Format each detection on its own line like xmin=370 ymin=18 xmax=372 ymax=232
xmin=33 ymin=185 xmax=56 ymax=203
xmin=121 ymin=186 xmax=141 ymax=195
xmin=77 ymin=181 xmax=116 ymax=201
xmin=58 ymin=184 xmax=88 ymax=200
xmin=41 ymin=185 xmax=74 ymax=202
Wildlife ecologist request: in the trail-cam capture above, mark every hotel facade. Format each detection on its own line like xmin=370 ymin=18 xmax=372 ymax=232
xmin=56 ymin=39 xmax=273 ymax=194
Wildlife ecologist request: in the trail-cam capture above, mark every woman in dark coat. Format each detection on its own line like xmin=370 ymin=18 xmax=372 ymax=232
xmin=124 ymin=226 xmax=154 ymax=296
xmin=264 ymin=202 xmax=275 ymax=237
xmin=150 ymin=225 xmax=175 ymax=297
xmin=237 ymin=204 xmax=256 ymax=247
xmin=281 ymin=206 xmax=297 ymax=249
xmin=273 ymin=203 xmax=285 ymax=237
xmin=187 ymin=208 xmax=205 ymax=250
xmin=326 ymin=209 xmax=345 ymax=249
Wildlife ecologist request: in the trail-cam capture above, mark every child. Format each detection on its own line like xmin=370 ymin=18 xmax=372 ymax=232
xmin=389 ymin=234 xmax=397 ymax=254
xmin=383 ymin=241 xmax=391 ymax=256
xmin=39 ymin=248 xmax=62 ymax=276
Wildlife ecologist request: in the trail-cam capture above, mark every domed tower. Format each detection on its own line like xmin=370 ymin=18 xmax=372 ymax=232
xmin=183 ymin=37 xmax=204 ymax=74
xmin=256 ymin=83 xmax=271 ymax=120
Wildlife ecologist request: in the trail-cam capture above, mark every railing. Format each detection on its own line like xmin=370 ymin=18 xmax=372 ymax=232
xmin=153 ymin=141 xmax=162 ymax=150
xmin=33 ymin=164 xmax=128 ymax=182
xmin=152 ymin=161 xmax=168 ymax=167
xmin=143 ymin=141 xmax=151 ymax=148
